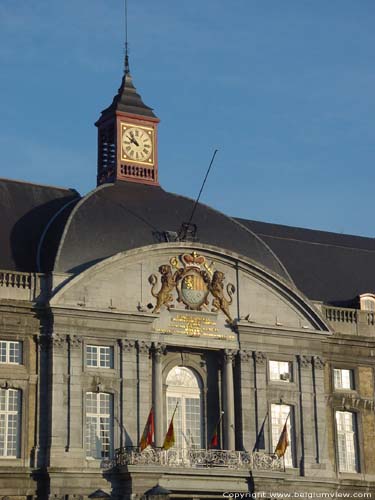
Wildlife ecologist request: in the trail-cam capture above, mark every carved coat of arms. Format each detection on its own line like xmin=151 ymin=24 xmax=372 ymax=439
xmin=148 ymin=252 xmax=235 ymax=324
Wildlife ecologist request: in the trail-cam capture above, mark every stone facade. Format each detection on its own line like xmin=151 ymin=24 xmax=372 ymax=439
xmin=0 ymin=243 xmax=374 ymax=499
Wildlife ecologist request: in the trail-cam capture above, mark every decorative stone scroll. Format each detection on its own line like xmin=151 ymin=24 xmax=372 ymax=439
xmin=119 ymin=339 xmax=136 ymax=352
xmin=69 ymin=335 xmax=82 ymax=349
xmin=51 ymin=334 xmax=67 ymax=350
xmin=298 ymin=355 xmax=312 ymax=369
xmin=137 ymin=340 xmax=152 ymax=355
xmin=239 ymin=350 xmax=252 ymax=362
xmin=313 ymin=355 xmax=325 ymax=369
xmin=253 ymin=351 xmax=266 ymax=365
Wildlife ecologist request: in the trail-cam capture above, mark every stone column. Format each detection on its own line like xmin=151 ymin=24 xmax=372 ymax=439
xmin=297 ymin=355 xmax=314 ymax=474
xmin=223 ymin=349 xmax=236 ymax=450
xmin=152 ymin=343 xmax=165 ymax=448
xmin=49 ymin=333 xmax=68 ymax=458
xmin=120 ymin=339 xmax=137 ymax=447
xmin=137 ymin=341 xmax=152 ymax=446
xmin=312 ymin=355 xmax=332 ymax=475
xmin=238 ymin=350 xmax=253 ymax=450
xmin=253 ymin=351 xmax=268 ymax=452
xmin=68 ymin=335 xmax=84 ymax=461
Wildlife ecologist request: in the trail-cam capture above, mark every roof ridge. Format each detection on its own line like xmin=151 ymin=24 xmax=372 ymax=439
xmin=0 ymin=177 xmax=79 ymax=194
xmin=236 ymin=217 xmax=375 ymax=242
xmin=259 ymin=232 xmax=375 ymax=254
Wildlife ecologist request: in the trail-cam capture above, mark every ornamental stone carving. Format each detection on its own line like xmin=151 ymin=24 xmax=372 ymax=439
xmin=152 ymin=342 xmax=166 ymax=359
xmin=239 ymin=350 xmax=252 ymax=362
xmin=69 ymin=335 xmax=82 ymax=348
xmin=148 ymin=252 xmax=236 ymax=324
xmin=224 ymin=349 xmax=237 ymax=363
xmin=120 ymin=339 xmax=136 ymax=352
xmin=313 ymin=355 xmax=325 ymax=369
xmin=253 ymin=351 xmax=266 ymax=365
xmin=51 ymin=333 xmax=67 ymax=349
xmin=137 ymin=340 xmax=152 ymax=355
xmin=299 ymin=355 xmax=312 ymax=368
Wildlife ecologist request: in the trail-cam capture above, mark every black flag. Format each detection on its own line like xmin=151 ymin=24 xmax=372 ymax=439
xmin=253 ymin=412 xmax=268 ymax=452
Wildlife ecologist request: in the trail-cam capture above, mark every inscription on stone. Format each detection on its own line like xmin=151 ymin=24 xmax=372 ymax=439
xmin=154 ymin=310 xmax=235 ymax=341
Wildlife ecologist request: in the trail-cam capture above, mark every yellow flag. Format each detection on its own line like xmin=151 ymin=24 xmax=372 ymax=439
xmin=163 ymin=403 xmax=178 ymax=450
xmin=162 ymin=418 xmax=175 ymax=450
xmin=275 ymin=421 xmax=289 ymax=458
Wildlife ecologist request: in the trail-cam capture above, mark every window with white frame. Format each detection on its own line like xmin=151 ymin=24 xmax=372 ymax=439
xmin=334 ymin=369 xmax=354 ymax=390
xmin=336 ymin=411 xmax=359 ymax=472
xmin=86 ymin=345 xmax=113 ymax=369
xmin=271 ymin=404 xmax=294 ymax=467
xmin=85 ymin=392 xmax=113 ymax=458
xmin=269 ymin=360 xmax=292 ymax=382
xmin=0 ymin=341 xmax=22 ymax=365
xmin=166 ymin=367 xmax=202 ymax=449
xmin=0 ymin=388 xmax=21 ymax=457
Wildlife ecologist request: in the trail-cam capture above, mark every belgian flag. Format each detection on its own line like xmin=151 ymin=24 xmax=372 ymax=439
xmin=140 ymin=407 xmax=154 ymax=451
xmin=275 ymin=415 xmax=290 ymax=458
xmin=162 ymin=403 xmax=178 ymax=450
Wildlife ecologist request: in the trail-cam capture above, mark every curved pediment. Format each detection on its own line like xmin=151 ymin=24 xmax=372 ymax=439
xmin=51 ymin=243 xmax=330 ymax=334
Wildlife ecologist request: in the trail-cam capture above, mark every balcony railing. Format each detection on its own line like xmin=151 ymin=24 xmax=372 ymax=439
xmin=322 ymin=305 xmax=375 ymax=337
xmin=0 ymin=269 xmax=47 ymax=302
xmin=101 ymin=447 xmax=284 ymax=472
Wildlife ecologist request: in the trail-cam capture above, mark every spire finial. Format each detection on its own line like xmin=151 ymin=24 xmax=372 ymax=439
xmin=124 ymin=0 xmax=130 ymax=74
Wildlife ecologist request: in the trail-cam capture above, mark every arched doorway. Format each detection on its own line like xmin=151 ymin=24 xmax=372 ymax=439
xmin=166 ymin=366 xmax=203 ymax=449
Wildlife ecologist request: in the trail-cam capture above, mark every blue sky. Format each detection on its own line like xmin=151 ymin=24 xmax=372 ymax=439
xmin=1 ymin=1 xmax=374 ymax=236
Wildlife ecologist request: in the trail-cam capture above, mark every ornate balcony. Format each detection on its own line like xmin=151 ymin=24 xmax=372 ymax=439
xmin=102 ymin=447 xmax=284 ymax=472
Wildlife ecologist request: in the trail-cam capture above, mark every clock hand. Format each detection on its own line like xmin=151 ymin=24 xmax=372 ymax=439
xmin=130 ymin=132 xmax=140 ymax=146
xmin=127 ymin=134 xmax=140 ymax=147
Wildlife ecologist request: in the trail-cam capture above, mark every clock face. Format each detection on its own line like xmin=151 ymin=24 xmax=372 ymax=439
xmin=121 ymin=124 xmax=154 ymax=165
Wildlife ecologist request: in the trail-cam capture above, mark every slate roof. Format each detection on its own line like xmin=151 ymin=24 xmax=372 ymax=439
xmin=238 ymin=219 xmax=375 ymax=306
xmin=96 ymin=72 xmax=157 ymax=122
xmin=53 ymin=182 xmax=289 ymax=280
xmin=2 ymin=175 xmax=375 ymax=306
xmin=0 ymin=178 xmax=80 ymax=272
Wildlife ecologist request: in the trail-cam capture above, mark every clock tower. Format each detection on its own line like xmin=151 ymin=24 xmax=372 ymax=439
xmin=95 ymin=58 xmax=160 ymax=186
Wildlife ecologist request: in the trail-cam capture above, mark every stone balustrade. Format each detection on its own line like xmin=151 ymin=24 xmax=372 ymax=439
xmin=0 ymin=269 xmax=47 ymax=302
xmin=322 ymin=305 xmax=375 ymax=337
xmin=103 ymin=447 xmax=284 ymax=472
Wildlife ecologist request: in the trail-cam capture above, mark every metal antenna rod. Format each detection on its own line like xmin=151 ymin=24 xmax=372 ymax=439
xmin=187 ymin=149 xmax=218 ymax=226
xmin=124 ymin=0 xmax=130 ymax=74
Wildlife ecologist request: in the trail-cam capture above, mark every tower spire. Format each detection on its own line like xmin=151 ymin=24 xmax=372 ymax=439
xmin=124 ymin=0 xmax=130 ymax=74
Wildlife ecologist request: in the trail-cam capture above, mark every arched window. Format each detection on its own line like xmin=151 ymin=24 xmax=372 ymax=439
xmin=166 ymin=366 xmax=203 ymax=449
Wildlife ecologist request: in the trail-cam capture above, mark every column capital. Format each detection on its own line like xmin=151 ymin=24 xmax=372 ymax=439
xmin=138 ymin=340 xmax=152 ymax=355
xmin=119 ymin=338 xmax=136 ymax=352
xmin=153 ymin=342 xmax=167 ymax=359
xmin=239 ymin=349 xmax=252 ymax=362
xmin=51 ymin=333 xmax=67 ymax=350
xmin=224 ymin=349 xmax=237 ymax=362
xmin=253 ymin=351 xmax=266 ymax=365
xmin=68 ymin=335 xmax=82 ymax=349
xmin=313 ymin=355 xmax=325 ymax=369
xmin=298 ymin=355 xmax=312 ymax=369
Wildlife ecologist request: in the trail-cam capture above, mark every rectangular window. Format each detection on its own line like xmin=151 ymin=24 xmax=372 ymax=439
xmin=269 ymin=360 xmax=292 ymax=382
xmin=85 ymin=392 xmax=113 ymax=459
xmin=0 ymin=388 xmax=21 ymax=457
xmin=336 ymin=411 xmax=359 ymax=472
xmin=271 ymin=404 xmax=294 ymax=467
xmin=334 ymin=369 xmax=354 ymax=390
xmin=0 ymin=341 xmax=22 ymax=364
xmin=86 ymin=345 xmax=113 ymax=369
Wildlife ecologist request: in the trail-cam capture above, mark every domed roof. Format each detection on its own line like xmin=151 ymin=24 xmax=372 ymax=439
xmin=53 ymin=182 xmax=291 ymax=280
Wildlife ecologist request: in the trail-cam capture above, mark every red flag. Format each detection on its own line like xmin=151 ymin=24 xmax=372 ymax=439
xmin=209 ymin=411 xmax=224 ymax=449
xmin=140 ymin=407 xmax=154 ymax=451
xmin=209 ymin=429 xmax=219 ymax=448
